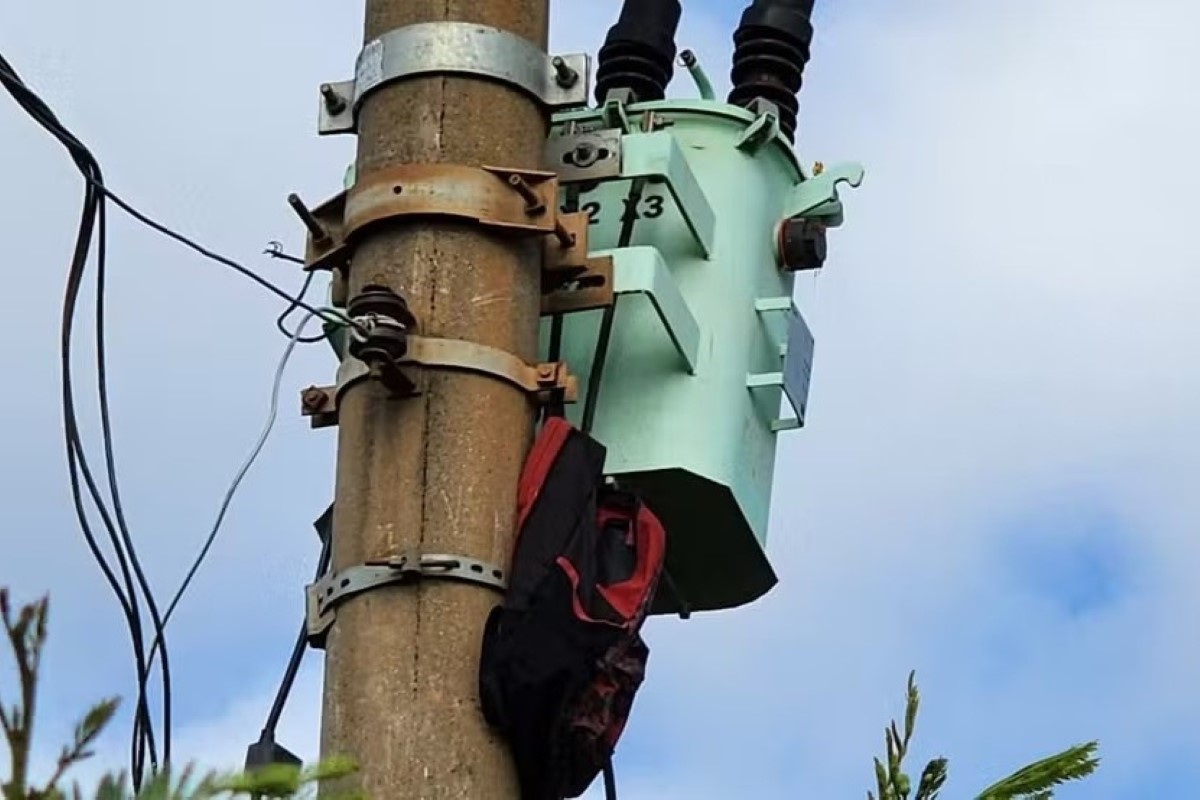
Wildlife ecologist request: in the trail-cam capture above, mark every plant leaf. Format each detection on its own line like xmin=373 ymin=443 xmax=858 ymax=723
xmin=975 ymin=742 xmax=1100 ymax=799
xmin=891 ymin=722 xmax=905 ymax=759
xmin=915 ymin=757 xmax=948 ymax=800
xmin=95 ymin=773 xmax=127 ymax=800
xmin=75 ymin=698 xmax=120 ymax=749
xmin=302 ymin=755 xmax=358 ymax=783
xmin=211 ymin=763 xmax=303 ymax=797
xmin=874 ymin=756 xmax=890 ymax=799
xmin=904 ymin=671 xmax=919 ymax=747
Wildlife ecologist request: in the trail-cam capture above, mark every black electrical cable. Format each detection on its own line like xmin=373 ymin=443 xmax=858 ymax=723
xmin=1 ymin=51 xmax=354 ymax=788
xmin=0 ymin=51 xmax=164 ymax=777
xmin=261 ymin=243 xmax=327 ymax=343
xmin=548 ymin=315 xmax=565 ymax=362
xmin=580 ymin=178 xmax=646 ymax=433
xmin=275 ymin=271 xmax=327 ymax=344
xmin=63 ymin=182 xmax=163 ymax=785
xmin=263 ymin=540 xmax=332 ymax=736
xmin=97 ymin=187 xmax=347 ymax=330
xmin=96 ymin=195 xmax=174 ymax=779
xmin=1 ymin=52 xmax=166 ymax=781
xmin=580 ymin=302 xmax=618 ymax=434
xmin=603 ymin=758 xmax=618 ymax=800
xmin=0 ymin=59 xmax=344 ymax=331
xmin=547 ymin=185 xmax=579 ymax=365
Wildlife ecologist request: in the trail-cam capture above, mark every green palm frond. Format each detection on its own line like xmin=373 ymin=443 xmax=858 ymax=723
xmin=974 ymin=741 xmax=1100 ymax=800
xmin=869 ymin=671 xmax=1100 ymax=800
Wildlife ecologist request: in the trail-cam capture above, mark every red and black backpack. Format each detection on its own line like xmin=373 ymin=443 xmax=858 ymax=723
xmin=479 ymin=417 xmax=667 ymax=800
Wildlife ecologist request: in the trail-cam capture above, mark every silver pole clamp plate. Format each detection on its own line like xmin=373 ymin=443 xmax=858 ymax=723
xmin=333 ymin=335 xmax=579 ymax=404
xmin=319 ymin=22 xmax=591 ymax=135
xmin=544 ymin=128 xmax=623 ymax=183
xmin=305 ymin=551 xmax=508 ymax=645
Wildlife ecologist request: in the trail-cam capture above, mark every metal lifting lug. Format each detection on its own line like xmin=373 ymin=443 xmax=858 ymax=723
xmin=773 ymin=162 xmax=864 ymax=272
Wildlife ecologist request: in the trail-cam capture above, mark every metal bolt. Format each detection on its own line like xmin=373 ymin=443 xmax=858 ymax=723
xmin=552 ymin=219 xmax=576 ymax=249
xmin=571 ymin=142 xmax=599 ymax=169
xmin=551 ymin=56 xmax=578 ymax=89
xmin=302 ymin=387 xmax=328 ymax=412
xmin=536 ymin=364 xmax=557 ymax=381
xmin=288 ymin=193 xmax=330 ymax=244
xmin=507 ymin=174 xmax=546 ymax=215
xmin=321 ymin=83 xmax=347 ymax=115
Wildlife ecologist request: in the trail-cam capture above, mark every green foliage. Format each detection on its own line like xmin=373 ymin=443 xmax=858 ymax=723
xmin=974 ymin=742 xmax=1100 ymax=800
xmin=0 ymin=588 xmax=360 ymax=800
xmin=868 ymin=670 xmax=1100 ymax=800
xmin=3 ymin=585 xmax=1103 ymax=800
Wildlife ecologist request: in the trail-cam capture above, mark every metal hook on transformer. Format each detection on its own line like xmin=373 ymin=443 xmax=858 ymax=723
xmin=782 ymin=161 xmax=866 ymax=227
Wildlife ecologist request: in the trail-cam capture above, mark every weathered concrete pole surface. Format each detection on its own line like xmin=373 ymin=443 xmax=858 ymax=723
xmin=319 ymin=1 xmax=550 ymax=797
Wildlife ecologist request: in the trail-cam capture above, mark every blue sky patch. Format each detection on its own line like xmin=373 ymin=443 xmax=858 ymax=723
xmin=991 ymin=491 xmax=1142 ymax=620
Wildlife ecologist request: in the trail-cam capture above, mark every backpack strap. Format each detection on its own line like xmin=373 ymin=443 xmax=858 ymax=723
xmin=543 ymin=312 xmax=567 ymax=422
xmin=541 ymin=386 xmax=567 ymax=422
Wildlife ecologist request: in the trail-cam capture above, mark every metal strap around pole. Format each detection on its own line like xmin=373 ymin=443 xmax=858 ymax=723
xmin=305 ymin=550 xmax=508 ymax=645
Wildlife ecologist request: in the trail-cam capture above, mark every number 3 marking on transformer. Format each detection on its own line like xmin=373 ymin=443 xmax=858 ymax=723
xmin=641 ymin=195 xmax=664 ymax=219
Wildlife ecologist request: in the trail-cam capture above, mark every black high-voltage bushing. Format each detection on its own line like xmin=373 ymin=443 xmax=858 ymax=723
xmin=594 ymin=0 xmax=683 ymax=104
xmin=727 ymin=0 xmax=816 ymax=142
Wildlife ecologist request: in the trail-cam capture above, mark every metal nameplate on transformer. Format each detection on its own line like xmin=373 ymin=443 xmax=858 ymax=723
xmin=782 ymin=309 xmax=815 ymax=427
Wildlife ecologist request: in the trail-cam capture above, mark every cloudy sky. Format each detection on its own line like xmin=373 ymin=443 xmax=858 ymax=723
xmin=3 ymin=0 xmax=1199 ymax=797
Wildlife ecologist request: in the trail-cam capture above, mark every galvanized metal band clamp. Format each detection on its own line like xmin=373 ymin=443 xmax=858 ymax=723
xmin=401 ymin=336 xmax=577 ymax=399
xmin=305 ymin=550 xmax=508 ymax=645
xmin=300 ymin=335 xmax=577 ymax=426
xmin=335 ymin=335 xmax=577 ymax=401
xmin=319 ymin=22 xmax=590 ymax=135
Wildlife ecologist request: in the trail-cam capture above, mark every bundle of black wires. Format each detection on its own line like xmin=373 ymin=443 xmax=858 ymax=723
xmin=0 ymin=51 xmax=344 ymax=790
xmin=0 ymin=51 xmax=171 ymax=788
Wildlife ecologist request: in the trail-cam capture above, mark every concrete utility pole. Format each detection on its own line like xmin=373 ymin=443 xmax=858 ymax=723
xmin=319 ymin=1 xmax=550 ymax=797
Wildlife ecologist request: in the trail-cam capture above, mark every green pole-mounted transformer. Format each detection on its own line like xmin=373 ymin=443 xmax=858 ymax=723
xmin=333 ymin=0 xmax=862 ymax=618
xmin=542 ymin=0 xmax=862 ymax=616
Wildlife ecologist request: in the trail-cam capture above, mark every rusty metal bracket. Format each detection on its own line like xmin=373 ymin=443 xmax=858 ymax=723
xmin=539 ymin=211 xmax=613 ymax=315
xmin=297 ymin=164 xmax=563 ymax=272
xmin=544 ymin=210 xmax=589 ymax=273
xmin=301 ymin=336 xmax=578 ymax=427
xmin=300 ymin=385 xmax=338 ymax=429
xmin=400 ymin=335 xmax=577 ymax=401
xmin=347 ymin=164 xmax=560 ymax=237
xmin=305 ymin=550 xmax=508 ymax=648
xmin=542 ymin=255 xmax=614 ymax=316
